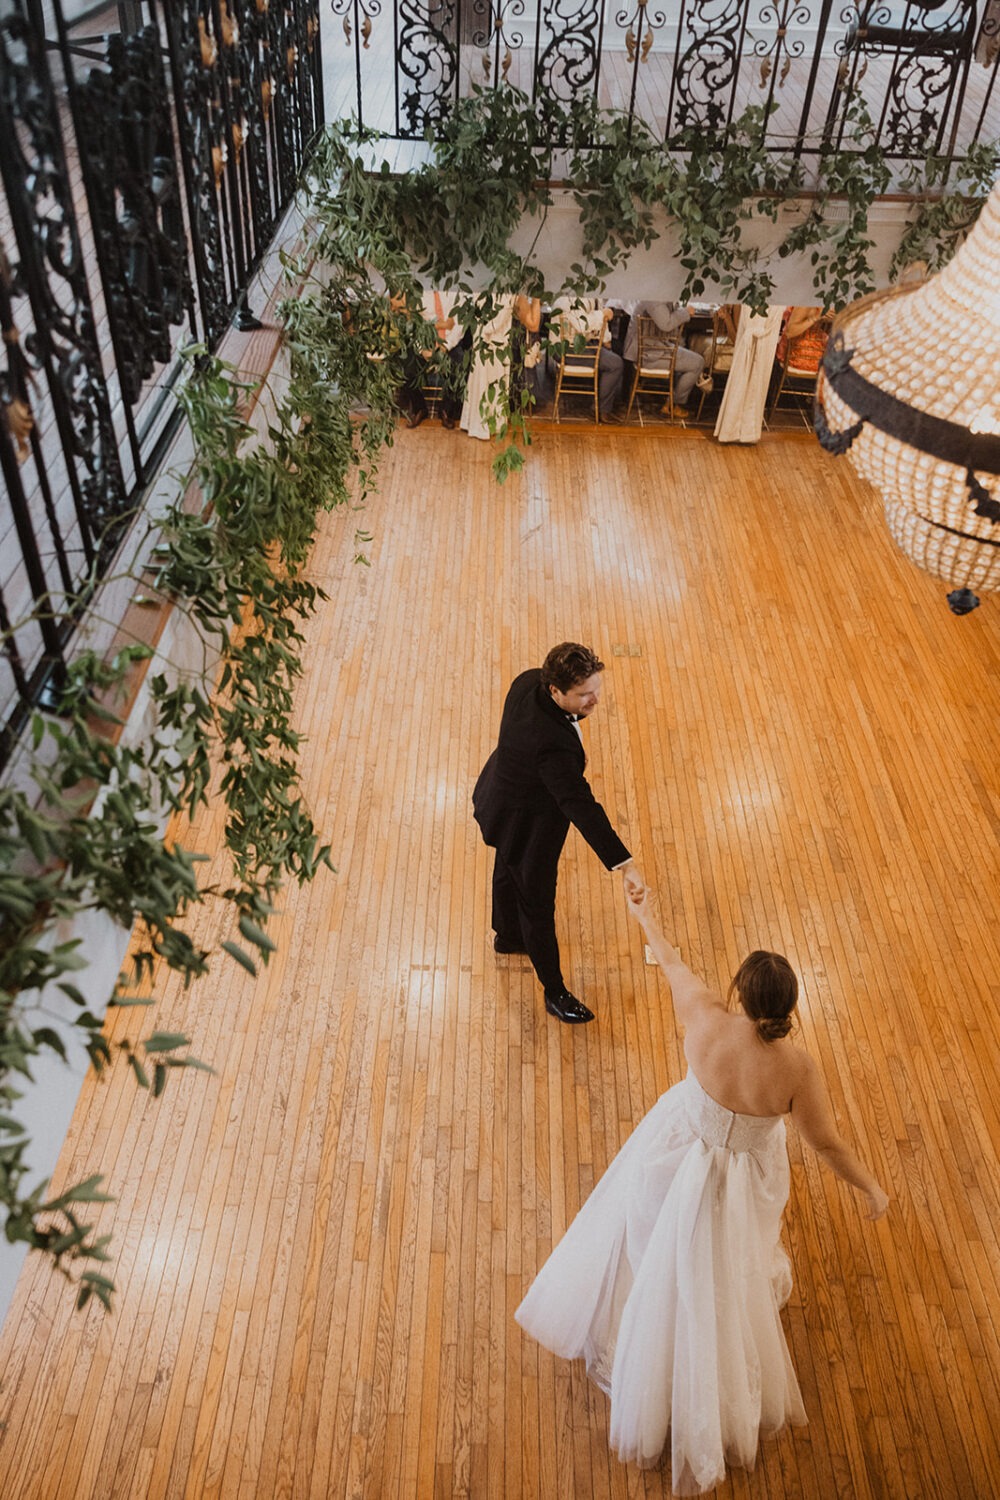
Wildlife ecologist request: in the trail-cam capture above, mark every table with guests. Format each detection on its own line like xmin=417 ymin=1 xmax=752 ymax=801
xmin=384 ymin=286 xmax=833 ymax=443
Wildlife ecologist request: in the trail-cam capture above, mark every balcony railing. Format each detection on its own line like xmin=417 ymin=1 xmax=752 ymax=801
xmin=326 ymin=0 xmax=1000 ymax=168
xmin=0 ymin=0 xmax=323 ymax=769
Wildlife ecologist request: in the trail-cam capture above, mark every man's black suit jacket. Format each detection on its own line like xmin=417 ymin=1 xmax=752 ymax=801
xmin=473 ymin=668 xmax=630 ymax=871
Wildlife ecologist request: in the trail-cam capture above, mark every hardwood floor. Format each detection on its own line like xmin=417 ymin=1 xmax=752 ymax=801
xmin=0 ymin=420 xmax=998 ymax=1498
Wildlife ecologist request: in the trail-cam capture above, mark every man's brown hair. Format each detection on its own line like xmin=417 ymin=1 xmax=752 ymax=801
xmin=540 ymin=642 xmax=605 ymax=692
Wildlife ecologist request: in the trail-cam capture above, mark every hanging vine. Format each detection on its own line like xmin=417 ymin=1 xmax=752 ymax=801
xmin=890 ymin=140 xmax=1000 ymax=279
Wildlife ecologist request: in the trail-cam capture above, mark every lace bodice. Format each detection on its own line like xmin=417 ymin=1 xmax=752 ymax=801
xmin=682 ymin=1073 xmax=785 ymax=1155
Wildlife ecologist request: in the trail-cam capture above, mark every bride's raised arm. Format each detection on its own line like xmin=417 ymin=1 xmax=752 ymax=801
xmin=626 ymin=889 xmax=724 ymax=1029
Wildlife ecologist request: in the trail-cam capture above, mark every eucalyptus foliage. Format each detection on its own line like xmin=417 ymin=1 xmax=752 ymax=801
xmin=0 ymin=340 xmax=354 ymax=1307
xmin=890 ymin=141 xmax=1000 ymax=279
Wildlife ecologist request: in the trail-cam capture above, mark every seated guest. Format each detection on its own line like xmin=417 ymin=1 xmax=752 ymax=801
xmin=398 ymin=288 xmax=470 ymax=429
xmin=774 ymin=306 xmax=829 ymax=374
xmin=511 ymin=294 xmax=553 ymax=411
xmin=689 ymin=303 xmax=741 ymax=375
xmin=512 ymin=294 xmax=551 ymax=405
xmin=550 ymin=295 xmax=625 ymax=423
xmin=622 ymin=301 xmax=710 ymax=410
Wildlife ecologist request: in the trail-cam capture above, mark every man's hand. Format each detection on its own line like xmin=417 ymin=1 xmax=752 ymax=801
xmin=620 ymin=861 xmax=646 ymax=900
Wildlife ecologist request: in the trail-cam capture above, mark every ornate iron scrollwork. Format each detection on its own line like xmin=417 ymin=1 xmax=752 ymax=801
xmin=477 ymin=0 xmax=523 ymax=80
xmin=329 ymin=0 xmax=383 ymax=49
xmin=0 ymin=6 xmax=126 ymax=557
xmin=883 ymin=50 xmax=961 ymax=155
xmin=77 ymin=27 xmax=189 ymax=406
xmin=827 ymin=0 xmax=978 ymax=155
xmin=268 ymin=0 xmax=320 ymax=193
xmin=224 ymin=0 xmax=275 ymax=257
xmin=398 ymin=0 xmax=458 ymax=135
xmin=536 ymin=0 xmax=602 ymax=139
xmin=670 ymin=0 xmax=746 ymax=134
xmin=0 ymin=0 xmax=324 ymax=755
xmin=161 ymin=1 xmax=231 ymax=343
xmin=617 ymin=0 xmax=667 ymax=66
xmin=753 ymin=0 xmax=810 ymax=66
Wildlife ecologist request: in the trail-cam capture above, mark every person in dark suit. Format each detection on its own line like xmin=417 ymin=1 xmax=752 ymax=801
xmin=473 ymin=642 xmax=646 ymax=1024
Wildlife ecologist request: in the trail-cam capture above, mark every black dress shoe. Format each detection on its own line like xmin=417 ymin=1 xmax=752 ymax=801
xmin=494 ymin=935 xmax=528 ymax=955
xmin=544 ymin=989 xmax=595 ymax=1024
xmin=405 ymin=409 xmax=427 ymax=429
xmin=440 ymin=413 xmax=457 ymax=429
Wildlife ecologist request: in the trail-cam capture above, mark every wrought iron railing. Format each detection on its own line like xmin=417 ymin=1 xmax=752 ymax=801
xmin=327 ymin=0 xmax=1000 ymax=166
xmin=0 ymin=0 xmax=323 ymax=768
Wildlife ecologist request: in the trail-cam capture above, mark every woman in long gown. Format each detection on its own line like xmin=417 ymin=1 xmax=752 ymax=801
xmin=459 ymin=292 xmax=517 ymax=440
xmin=713 ymin=304 xmax=784 ymax=443
xmin=515 ymin=891 xmax=888 ymax=1493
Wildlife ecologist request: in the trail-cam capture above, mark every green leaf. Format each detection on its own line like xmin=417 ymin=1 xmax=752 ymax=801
xmin=45 ymin=1174 xmax=113 ymax=1209
xmin=86 ymin=1036 xmax=113 ymax=1072
xmin=128 ymin=1055 xmax=150 ymax=1090
xmin=31 ymin=1027 xmax=68 ymax=1062
xmin=57 ymin=983 xmax=90 ymax=1008
xmin=221 ymin=940 xmax=258 ymax=977
xmin=142 ymin=1032 xmax=192 ymax=1054
xmin=77 ymin=1272 xmax=116 ymax=1311
xmin=237 ymin=915 xmax=277 ymax=952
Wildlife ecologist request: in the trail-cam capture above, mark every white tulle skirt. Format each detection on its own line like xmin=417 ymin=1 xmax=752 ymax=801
xmin=515 ymin=1073 xmax=807 ymax=1493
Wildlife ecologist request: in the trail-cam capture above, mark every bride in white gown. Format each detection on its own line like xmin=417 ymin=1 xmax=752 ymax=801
xmin=515 ymin=892 xmax=888 ymax=1493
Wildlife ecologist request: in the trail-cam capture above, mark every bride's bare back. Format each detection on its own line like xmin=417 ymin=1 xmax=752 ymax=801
xmin=682 ymin=1002 xmax=807 ymax=1118
xmin=629 ymin=892 xmax=888 ymax=1220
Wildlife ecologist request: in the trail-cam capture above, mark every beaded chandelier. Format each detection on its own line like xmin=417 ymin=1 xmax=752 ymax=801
xmin=816 ymin=183 xmax=1000 ymax=614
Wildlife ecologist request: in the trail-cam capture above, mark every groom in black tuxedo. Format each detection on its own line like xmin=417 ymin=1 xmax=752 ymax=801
xmin=473 ymin=642 xmax=645 ymax=1024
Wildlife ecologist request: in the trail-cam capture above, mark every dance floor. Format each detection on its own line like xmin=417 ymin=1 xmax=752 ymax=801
xmin=0 ymin=415 xmax=998 ymax=1498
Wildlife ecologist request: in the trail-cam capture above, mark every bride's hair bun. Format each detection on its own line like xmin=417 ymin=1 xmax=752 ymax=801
xmin=728 ymin=951 xmax=798 ymax=1042
xmin=755 ymin=1012 xmax=793 ymax=1042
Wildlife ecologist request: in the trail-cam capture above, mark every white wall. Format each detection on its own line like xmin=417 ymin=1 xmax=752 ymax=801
xmin=0 ymin=332 xmax=295 ymax=1321
xmin=508 ymin=189 xmax=914 ymax=303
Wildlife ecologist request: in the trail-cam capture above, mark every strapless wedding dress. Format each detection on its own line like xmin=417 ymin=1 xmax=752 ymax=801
xmin=515 ymin=1072 xmax=807 ymax=1492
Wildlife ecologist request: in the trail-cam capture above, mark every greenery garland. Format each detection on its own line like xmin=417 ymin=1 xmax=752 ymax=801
xmin=890 ymin=140 xmax=1000 ymax=279
xmin=295 ymin=86 xmax=994 ymax=480
xmin=0 ymin=345 xmax=354 ymax=1308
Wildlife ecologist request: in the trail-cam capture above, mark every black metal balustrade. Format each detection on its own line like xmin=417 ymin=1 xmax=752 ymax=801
xmin=0 ymin=0 xmax=322 ymax=769
xmin=327 ymin=0 xmax=999 ymax=165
